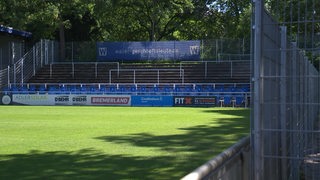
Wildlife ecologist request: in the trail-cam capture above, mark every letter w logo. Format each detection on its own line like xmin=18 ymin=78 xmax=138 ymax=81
xmin=189 ymin=46 xmax=200 ymax=55
xmin=99 ymin=47 xmax=108 ymax=56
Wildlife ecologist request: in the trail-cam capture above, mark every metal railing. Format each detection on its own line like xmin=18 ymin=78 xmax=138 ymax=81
xmin=109 ymin=69 xmax=185 ymax=84
xmin=49 ymin=62 xmax=120 ymax=78
xmin=0 ymin=40 xmax=55 ymax=89
xmin=182 ymin=136 xmax=250 ymax=180
xmin=180 ymin=60 xmax=250 ymax=79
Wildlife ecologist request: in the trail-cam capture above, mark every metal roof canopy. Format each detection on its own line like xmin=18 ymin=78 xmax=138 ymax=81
xmin=0 ymin=25 xmax=32 ymax=38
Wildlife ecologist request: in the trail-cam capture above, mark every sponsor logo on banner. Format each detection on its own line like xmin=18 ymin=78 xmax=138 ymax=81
xmin=2 ymin=95 xmax=12 ymax=105
xmin=174 ymin=97 xmax=193 ymax=106
xmin=91 ymin=96 xmax=131 ymax=105
xmin=72 ymin=96 xmax=87 ymax=105
xmin=132 ymin=96 xmax=173 ymax=106
xmin=99 ymin=47 xmax=108 ymax=56
xmin=174 ymin=96 xmax=216 ymax=106
xmin=55 ymin=96 xmax=70 ymax=105
xmin=194 ymin=97 xmax=216 ymax=105
xmin=13 ymin=95 xmax=49 ymax=105
xmin=190 ymin=45 xmax=200 ymax=55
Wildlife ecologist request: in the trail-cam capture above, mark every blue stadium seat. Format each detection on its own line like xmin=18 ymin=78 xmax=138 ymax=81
xmin=117 ymin=86 xmax=127 ymax=94
xmin=183 ymin=86 xmax=193 ymax=95
xmin=80 ymin=86 xmax=88 ymax=94
xmin=162 ymin=86 xmax=172 ymax=95
xmin=48 ymin=86 xmax=59 ymax=94
xmin=224 ymin=96 xmax=232 ymax=106
xmin=99 ymin=86 xmax=107 ymax=94
xmin=38 ymin=85 xmax=47 ymax=94
xmin=152 ymin=86 xmax=159 ymax=94
xmin=89 ymin=86 xmax=98 ymax=94
xmin=130 ymin=85 xmax=137 ymax=94
xmin=29 ymin=85 xmax=36 ymax=94
xmin=70 ymin=86 xmax=80 ymax=94
xmin=236 ymin=96 xmax=245 ymax=106
xmin=174 ymin=86 xmax=182 ymax=95
xmin=138 ymin=86 xmax=147 ymax=94
xmin=11 ymin=86 xmax=19 ymax=94
xmin=109 ymin=85 xmax=117 ymax=93
xmin=20 ymin=86 xmax=29 ymax=94
xmin=2 ymin=86 xmax=10 ymax=95
xmin=59 ymin=86 xmax=69 ymax=94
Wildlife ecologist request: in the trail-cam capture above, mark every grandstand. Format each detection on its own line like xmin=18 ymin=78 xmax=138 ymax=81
xmin=0 ymin=40 xmax=250 ymax=107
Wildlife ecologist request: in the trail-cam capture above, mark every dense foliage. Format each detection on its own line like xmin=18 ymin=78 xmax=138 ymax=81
xmin=0 ymin=0 xmax=251 ymax=42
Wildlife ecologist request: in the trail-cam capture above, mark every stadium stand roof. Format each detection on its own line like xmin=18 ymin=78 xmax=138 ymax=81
xmin=0 ymin=25 xmax=32 ymax=38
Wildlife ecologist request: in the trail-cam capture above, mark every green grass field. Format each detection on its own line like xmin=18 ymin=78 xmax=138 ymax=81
xmin=0 ymin=106 xmax=250 ymax=180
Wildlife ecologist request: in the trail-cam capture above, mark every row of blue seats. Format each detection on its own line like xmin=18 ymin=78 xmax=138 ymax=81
xmin=2 ymin=84 xmax=250 ymax=95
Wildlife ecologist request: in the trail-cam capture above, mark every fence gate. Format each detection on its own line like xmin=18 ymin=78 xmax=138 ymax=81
xmin=252 ymin=0 xmax=320 ymax=180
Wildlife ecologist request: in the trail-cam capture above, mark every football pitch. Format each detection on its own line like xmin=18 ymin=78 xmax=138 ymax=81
xmin=0 ymin=106 xmax=250 ymax=179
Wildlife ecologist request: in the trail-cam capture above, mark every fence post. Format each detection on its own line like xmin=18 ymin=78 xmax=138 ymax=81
xmin=50 ymin=64 xmax=53 ymax=78
xmin=157 ymin=70 xmax=160 ymax=84
xmin=133 ymin=70 xmax=136 ymax=84
xmin=21 ymin=59 xmax=24 ymax=84
xmin=33 ymin=46 xmax=36 ymax=76
xmin=280 ymin=26 xmax=287 ymax=180
xmin=7 ymin=66 xmax=10 ymax=85
xmin=109 ymin=70 xmax=112 ymax=84
xmin=40 ymin=39 xmax=43 ymax=67
xmin=13 ymin=63 xmax=16 ymax=84
xmin=204 ymin=61 xmax=207 ymax=78
xmin=72 ymin=63 xmax=74 ymax=78
xmin=252 ymin=0 xmax=264 ymax=179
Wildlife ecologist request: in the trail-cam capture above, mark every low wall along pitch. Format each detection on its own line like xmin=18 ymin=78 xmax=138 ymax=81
xmin=1 ymin=94 xmax=218 ymax=107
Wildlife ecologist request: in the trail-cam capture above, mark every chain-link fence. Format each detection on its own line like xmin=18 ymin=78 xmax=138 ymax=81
xmin=252 ymin=0 xmax=320 ymax=180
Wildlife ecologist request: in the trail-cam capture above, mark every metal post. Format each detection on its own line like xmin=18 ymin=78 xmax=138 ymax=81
xmin=21 ymin=59 xmax=24 ymax=84
xmin=52 ymin=41 xmax=54 ymax=64
xmin=290 ymin=42 xmax=299 ymax=179
xmin=205 ymin=61 xmax=207 ymax=78
xmin=280 ymin=26 xmax=287 ymax=180
xmin=95 ymin=62 xmax=98 ymax=78
xmin=252 ymin=0 xmax=264 ymax=179
xmin=230 ymin=61 xmax=233 ymax=78
xmin=109 ymin=70 xmax=112 ymax=84
xmin=72 ymin=63 xmax=74 ymax=78
xmin=40 ymin=39 xmax=43 ymax=67
xmin=133 ymin=70 xmax=136 ymax=84
xmin=7 ymin=66 xmax=10 ymax=85
xmin=158 ymin=70 xmax=160 ymax=84
xmin=13 ymin=63 xmax=16 ymax=84
xmin=50 ymin=64 xmax=53 ymax=78
xmin=33 ymin=46 xmax=36 ymax=76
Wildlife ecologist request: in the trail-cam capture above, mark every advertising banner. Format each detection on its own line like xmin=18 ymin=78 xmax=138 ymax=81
xmin=97 ymin=41 xmax=200 ymax=61
xmin=1 ymin=94 xmax=131 ymax=106
xmin=90 ymin=95 xmax=131 ymax=106
xmin=132 ymin=96 xmax=173 ymax=106
xmin=174 ymin=96 xmax=217 ymax=107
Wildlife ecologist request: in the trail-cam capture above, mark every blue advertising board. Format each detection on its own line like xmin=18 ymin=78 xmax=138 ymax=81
xmin=97 ymin=41 xmax=200 ymax=61
xmin=132 ymin=96 xmax=173 ymax=106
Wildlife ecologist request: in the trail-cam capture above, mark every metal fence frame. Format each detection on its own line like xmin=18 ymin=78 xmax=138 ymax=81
xmin=0 ymin=40 xmax=56 ymax=88
xmin=252 ymin=0 xmax=320 ymax=180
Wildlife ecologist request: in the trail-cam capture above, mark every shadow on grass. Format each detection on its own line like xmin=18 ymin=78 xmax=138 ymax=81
xmin=0 ymin=108 xmax=250 ymax=180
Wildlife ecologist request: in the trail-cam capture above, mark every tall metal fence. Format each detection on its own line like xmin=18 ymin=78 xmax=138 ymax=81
xmin=252 ymin=0 xmax=320 ymax=180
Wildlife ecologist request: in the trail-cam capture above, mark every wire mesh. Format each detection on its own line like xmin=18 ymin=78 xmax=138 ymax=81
xmin=253 ymin=0 xmax=320 ymax=180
